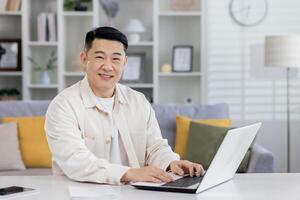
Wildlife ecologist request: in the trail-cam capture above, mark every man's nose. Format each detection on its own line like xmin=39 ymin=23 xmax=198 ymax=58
xmin=102 ymin=59 xmax=113 ymax=71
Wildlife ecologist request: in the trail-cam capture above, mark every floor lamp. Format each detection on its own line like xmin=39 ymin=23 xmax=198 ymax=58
xmin=265 ymin=36 xmax=300 ymax=172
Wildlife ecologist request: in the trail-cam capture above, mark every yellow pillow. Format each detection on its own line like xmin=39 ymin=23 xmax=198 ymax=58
xmin=175 ymin=116 xmax=232 ymax=157
xmin=2 ymin=116 xmax=52 ymax=168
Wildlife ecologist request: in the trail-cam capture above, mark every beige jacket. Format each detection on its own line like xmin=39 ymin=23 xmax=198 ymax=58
xmin=45 ymin=76 xmax=179 ymax=185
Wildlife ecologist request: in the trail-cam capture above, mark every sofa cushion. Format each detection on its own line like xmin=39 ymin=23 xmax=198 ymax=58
xmin=175 ymin=115 xmax=232 ymax=157
xmin=0 ymin=122 xmax=26 ymax=171
xmin=2 ymin=116 xmax=52 ymax=168
xmin=183 ymin=121 xmax=251 ymax=173
xmin=152 ymin=103 xmax=229 ymax=149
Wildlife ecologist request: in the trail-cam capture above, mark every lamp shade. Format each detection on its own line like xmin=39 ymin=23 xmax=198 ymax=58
xmin=123 ymin=18 xmax=145 ymax=33
xmin=265 ymin=36 xmax=300 ymax=68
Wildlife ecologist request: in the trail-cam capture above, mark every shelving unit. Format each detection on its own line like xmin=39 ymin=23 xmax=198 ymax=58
xmin=154 ymin=0 xmax=204 ymax=104
xmin=0 ymin=0 xmax=205 ymax=104
xmin=0 ymin=7 xmax=23 ymax=99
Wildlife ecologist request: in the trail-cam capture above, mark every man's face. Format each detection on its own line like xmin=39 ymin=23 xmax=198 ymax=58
xmin=81 ymin=39 xmax=127 ymax=97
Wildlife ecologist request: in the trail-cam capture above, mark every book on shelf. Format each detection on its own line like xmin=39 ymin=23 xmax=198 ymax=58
xmin=4 ymin=0 xmax=21 ymax=11
xmin=37 ymin=12 xmax=47 ymax=41
xmin=37 ymin=12 xmax=57 ymax=42
xmin=47 ymin=13 xmax=57 ymax=41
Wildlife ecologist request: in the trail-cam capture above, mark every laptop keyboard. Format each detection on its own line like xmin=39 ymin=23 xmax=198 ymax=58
xmin=162 ymin=176 xmax=203 ymax=188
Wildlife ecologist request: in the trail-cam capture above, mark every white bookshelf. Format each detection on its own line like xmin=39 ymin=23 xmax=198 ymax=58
xmin=0 ymin=3 xmax=23 ymax=97
xmin=0 ymin=0 xmax=205 ymax=104
xmin=154 ymin=0 xmax=204 ymax=104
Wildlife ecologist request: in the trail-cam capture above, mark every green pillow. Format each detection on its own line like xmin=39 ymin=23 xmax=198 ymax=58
xmin=183 ymin=121 xmax=251 ymax=173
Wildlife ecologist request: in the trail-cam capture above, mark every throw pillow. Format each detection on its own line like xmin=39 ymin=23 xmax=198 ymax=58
xmin=175 ymin=115 xmax=232 ymax=157
xmin=183 ymin=121 xmax=251 ymax=173
xmin=2 ymin=116 xmax=52 ymax=168
xmin=0 ymin=122 xmax=26 ymax=171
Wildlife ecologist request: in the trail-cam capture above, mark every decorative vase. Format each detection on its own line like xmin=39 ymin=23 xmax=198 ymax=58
xmin=41 ymin=70 xmax=51 ymax=85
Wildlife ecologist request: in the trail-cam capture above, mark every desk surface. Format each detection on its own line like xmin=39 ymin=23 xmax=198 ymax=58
xmin=0 ymin=173 xmax=299 ymax=200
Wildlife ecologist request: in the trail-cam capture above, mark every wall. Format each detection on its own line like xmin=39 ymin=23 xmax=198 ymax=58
xmin=205 ymin=0 xmax=300 ymax=172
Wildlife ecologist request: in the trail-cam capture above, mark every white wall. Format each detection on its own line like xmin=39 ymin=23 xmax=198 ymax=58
xmin=205 ymin=0 xmax=300 ymax=172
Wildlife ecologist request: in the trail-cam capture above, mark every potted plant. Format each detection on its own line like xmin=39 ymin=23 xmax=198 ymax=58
xmin=64 ymin=0 xmax=92 ymax=11
xmin=0 ymin=88 xmax=20 ymax=101
xmin=28 ymin=50 xmax=57 ymax=85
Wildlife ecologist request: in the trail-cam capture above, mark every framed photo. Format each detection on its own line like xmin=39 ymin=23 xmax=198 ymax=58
xmin=0 ymin=39 xmax=22 ymax=71
xmin=172 ymin=45 xmax=193 ymax=72
xmin=122 ymin=53 xmax=145 ymax=82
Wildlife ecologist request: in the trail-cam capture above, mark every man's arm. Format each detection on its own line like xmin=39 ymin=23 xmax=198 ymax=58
xmin=45 ymin=96 xmax=129 ymax=185
xmin=144 ymin=101 xmax=180 ymax=170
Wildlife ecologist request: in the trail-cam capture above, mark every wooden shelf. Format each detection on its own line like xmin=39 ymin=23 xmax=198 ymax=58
xmin=0 ymin=11 xmax=22 ymax=16
xmin=158 ymin=72 xmax=202 ymax=77
xmin=0 ymin=71 xmax=22 ymax=76
xmin=28 ymin=41 xmax=58 ymax=46
xmin=159 ymin=11 xmax=202 ymax=17
xmin=64 ymin=71 xmax=85 ymax=76
xmin=63 ymin=11 xmax=93 ymax=17
xmin=129 ymin=41 xmax=154 ymax=47
xmin=28 ymin=84 xmax=58 ymax=89
xmin=123 ymin=83 xmax=154 ymax=88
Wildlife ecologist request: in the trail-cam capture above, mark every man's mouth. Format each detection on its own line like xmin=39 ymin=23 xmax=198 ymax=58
xmin=98 ymin=73 xmax=114 ymax=79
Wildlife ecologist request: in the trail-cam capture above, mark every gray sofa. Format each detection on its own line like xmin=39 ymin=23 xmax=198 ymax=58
xmin=0 ymin=101 xmax=274 ymax=175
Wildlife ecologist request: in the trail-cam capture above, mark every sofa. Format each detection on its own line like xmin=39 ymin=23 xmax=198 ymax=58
xmin=0 ymin=101 xmax=274 ymax=175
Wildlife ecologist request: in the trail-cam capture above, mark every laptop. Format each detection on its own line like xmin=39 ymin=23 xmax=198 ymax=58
xmin=132 ymin=122 xmax=262 ymax=194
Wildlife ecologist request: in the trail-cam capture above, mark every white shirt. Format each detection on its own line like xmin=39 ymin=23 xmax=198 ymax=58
xmin=97 ymin=96 xmax=129 ymax=166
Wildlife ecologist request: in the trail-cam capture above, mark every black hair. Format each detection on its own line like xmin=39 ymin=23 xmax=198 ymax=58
xmin=84 ymin=26 xmax=128 ymax=52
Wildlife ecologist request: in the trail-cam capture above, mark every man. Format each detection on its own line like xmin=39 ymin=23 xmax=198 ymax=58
xmin=45 ymin=26 xmax=204 ymax=185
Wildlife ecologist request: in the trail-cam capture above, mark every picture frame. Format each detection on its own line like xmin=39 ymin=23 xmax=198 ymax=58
xmin=0 ymin=39 xmax=22 ymax=71
xmin=121 ymin=53 xmax=145 ymax=82
xmin=172 ymin=45 xmax=193 ymax=72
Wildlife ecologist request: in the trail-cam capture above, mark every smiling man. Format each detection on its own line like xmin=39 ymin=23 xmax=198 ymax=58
xmin=45 ymin=26 xmax=204 ymax=185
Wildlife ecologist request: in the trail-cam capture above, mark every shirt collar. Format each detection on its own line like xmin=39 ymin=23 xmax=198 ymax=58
xmin=80 ymin=76 xmax=128 ymax=109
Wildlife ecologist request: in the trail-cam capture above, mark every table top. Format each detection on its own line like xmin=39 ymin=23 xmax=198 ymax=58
xmin=0 ymin=173 xmax=299 ymax=200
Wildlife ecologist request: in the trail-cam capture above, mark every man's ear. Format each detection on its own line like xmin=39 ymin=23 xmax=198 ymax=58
xmin=80 ymin=51 xmax=88 ymax=65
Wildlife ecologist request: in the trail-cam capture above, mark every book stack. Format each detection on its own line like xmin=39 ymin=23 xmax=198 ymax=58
xmin=0 ymin=0 xmax=21 ymax=12
xmin=37 ymin=12 xmax=57 ymax=42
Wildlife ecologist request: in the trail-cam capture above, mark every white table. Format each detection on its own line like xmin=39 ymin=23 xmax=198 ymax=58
xmin=0 ymin=173 xmax=299 ymax=200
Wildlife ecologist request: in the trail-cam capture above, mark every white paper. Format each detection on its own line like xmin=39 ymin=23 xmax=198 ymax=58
xmin=68 ymin=185 xmax=118 ymax=200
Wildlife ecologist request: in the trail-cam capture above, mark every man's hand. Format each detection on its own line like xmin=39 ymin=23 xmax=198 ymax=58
xmin=121 ymin=166 xmax=174 ymax=183
xmin=168 ymin=160 xmax=205 ymax=177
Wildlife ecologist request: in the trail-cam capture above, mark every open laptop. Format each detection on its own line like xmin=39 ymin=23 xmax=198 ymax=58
xmin=132 ymin=122 xmax=262 ymax=194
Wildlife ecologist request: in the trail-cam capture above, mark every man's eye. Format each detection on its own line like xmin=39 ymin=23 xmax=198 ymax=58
xmin=95 ymin=56 xmax=104 ymax=59
xmin=113 ymin=58 xmax=120 ymax=61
